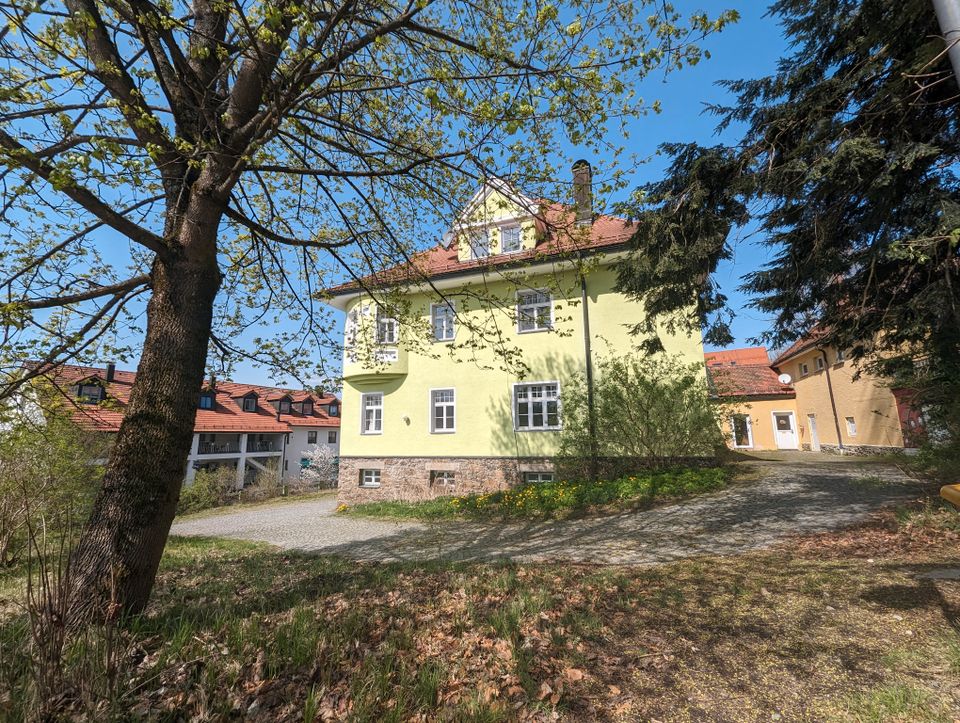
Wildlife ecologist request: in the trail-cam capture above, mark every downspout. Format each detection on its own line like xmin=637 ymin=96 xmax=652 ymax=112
xmin=819 ymin=348 xmax=845 ymax=454
xmin=579 ymin=261 xmax=598 ymax=482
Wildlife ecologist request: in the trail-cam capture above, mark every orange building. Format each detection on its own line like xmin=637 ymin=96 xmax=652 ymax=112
xmin=706 ymin=348 xmax=799 ymax=451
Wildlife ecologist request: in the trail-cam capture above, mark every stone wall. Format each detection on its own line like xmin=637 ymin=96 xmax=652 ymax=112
xmin=337 ymin=456 xmax=552 ymax=505
xmin=336 ymin=455 xmax=718 ymax=505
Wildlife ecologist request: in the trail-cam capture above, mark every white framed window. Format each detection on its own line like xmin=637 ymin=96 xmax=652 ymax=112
xmin=500 ymin=225 xmax=521 ymax=253
xmin=800 ymin=362 xmax=809 ymax=377
xmin=307 ymin=431 xmax=317 ymax=444
xmin=328 ymin=403 xmax=339 ymax=417
xmin=845 ymin=416 xmax=857 ymax=437
xmin=517 ymin=290 xmax=553 ymax=333
xmin=430 ymin=388 xmax=456 ymax=433
xmin=361 ymin=392 xmax=383 ymax=434
xmin=376 ymin=310 xmax=397 ymax=345
xmin=513 ymin=382 xmax=561 ymax=431
xmin=731 ymin=414 xmax=753 ymax=448
xmin=327 ymin=430 xmax=337 ymax=444
xmin=523 ymin=471 xmax=554 ymax=484
xmin=360 ymin=469 xmax=381 ymax=488
xmin=77 ymin=384 xmax=103 ymax=404
xmin=430 ymin=470 xmax=456 ymax=489
xmin=431 ymin=302 xmax=456 ymax=342
xmin=836 ymin=349 xmax=846 ymax=363
xmin=468 ymin=229 xmax=489 ymax=259
xmin=815 ymin=356 xmax=825 ymax=371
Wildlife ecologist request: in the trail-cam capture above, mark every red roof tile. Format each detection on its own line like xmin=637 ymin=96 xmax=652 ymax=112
xmin=326 ymin=203 xmax=635 ymax=295
xmin=707 ymin=364 xmax=795 ymax=398
xmin=35 ymin=364 xmax=340 ymax=434
xmin=704 ymin=347 xmax=771 ymax=367
xmin=770 ymin=328 xmax=829 ymax=366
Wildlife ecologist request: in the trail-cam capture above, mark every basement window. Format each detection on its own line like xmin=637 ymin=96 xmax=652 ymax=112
xmin=430 ymin=471 xmax=456 ymax=489
xmin=523 ymin=472 xmax=554 ymax=484
xmin=360 ymin=469 xmax=381 ymax=488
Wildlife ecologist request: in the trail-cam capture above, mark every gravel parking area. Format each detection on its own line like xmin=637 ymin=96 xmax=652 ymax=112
xmin=170 ymin=459 xmax=920 ymax=565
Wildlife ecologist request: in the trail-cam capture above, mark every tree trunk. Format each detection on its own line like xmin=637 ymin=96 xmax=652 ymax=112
xmin=66 ymin=233 xmax=221 ymax=625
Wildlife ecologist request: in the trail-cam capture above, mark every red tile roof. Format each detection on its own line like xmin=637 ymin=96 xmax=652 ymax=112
xmin=770 ymin=328 xmax=829 ymax=366
xmin=35 ymin=364 xmax=340 ymax=434
xmin=707 ymin=363 xmax=795 ymax=398
xmin=704 ymin=347 xmax=771 ymax=367
xmin=326 ymin=203 xmax=635 ymax=295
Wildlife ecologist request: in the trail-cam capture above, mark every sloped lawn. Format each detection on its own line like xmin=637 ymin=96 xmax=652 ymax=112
xmin=1 ymin=496 xmax=958 ymax=721
xmin=342 ymin=467 xmax=731 ymax=520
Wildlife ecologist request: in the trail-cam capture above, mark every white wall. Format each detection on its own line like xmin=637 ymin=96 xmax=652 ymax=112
xmin=283 ymin=426 xmax=340 ymax=480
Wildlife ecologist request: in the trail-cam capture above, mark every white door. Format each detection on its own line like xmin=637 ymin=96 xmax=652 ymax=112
xmin=807 ymin=414 xmax=821 ymax=452
xmin=772 ymin=412 xmax=799 ymax=450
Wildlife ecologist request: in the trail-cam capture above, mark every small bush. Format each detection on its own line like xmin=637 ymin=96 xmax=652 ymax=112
xmin=344 ymin=467 xmax=729 ymax=520
xmin=177 ymin=467 xmax=235 ymax=514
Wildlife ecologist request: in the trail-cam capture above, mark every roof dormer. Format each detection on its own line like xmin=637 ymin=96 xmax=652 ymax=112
xmin=449 ymin=179 xmax=539 ymax=263
xmin=240 ymin=391 xmax=258 ymax=412
xmin=73 ymin=376 xmax=106 ymax=404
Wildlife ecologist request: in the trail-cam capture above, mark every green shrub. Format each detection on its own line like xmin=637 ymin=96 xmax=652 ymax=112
xmin=344 ymin=467 xmax=729 ymax=520
xmin=177 ymin=467 xmax=235 ymax=514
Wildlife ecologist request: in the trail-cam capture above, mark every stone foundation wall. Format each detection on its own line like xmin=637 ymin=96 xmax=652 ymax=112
xmin=818 ymin=443 xmax=904 ymax=456
xmin=337 ymin=456 xmax=552 ymax=505
xmin=337 ymin=455 xmax=718 ymax=505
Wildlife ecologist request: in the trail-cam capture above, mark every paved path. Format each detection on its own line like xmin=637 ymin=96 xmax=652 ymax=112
xmin=170 ymin=460 xmax=920 ymax=565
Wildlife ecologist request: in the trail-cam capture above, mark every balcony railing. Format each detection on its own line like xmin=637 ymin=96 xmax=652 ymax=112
xmin=198 ymin=441 xmax=240 ymax=455
xmin=246 ymin=440 xmax=278 ymax=453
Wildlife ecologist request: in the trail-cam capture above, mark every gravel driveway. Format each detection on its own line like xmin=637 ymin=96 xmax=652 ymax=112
xmin=170 ymin=459 xmax=920 ymax=565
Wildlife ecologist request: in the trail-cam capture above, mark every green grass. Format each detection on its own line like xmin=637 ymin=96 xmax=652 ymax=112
xmin=344 ymin=466 xmax=730 ymax=520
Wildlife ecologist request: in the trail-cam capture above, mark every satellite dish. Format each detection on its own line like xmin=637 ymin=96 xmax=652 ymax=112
xmin=778 ymin=373 xmax=792 ymax=385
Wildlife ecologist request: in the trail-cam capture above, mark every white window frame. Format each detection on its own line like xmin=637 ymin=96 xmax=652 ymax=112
xmin=815 ymin=356 xmax=825 ymax=371
xmin=431 ymin=301 xmax=456 ymax=342
xmin=800 ymin=362 xmax=809 ymax=377
xmin=376 ymin=309 xmax=398 ymax=345
xmin=523 ymin=471 xmax=554 ymax=484
xmin=836 ymin=349 xmax=846 ymax=363
xmin=430 ymin=388 xmax=456 ymax=433
xmin=845 ymin=416 xmax=857 ymax=437
xmin=467 ymin=229 xmax=490 ymax=259
xmin=360 ymin=469 xmax=381 ymax=488
xmin=500 ymin=224 xmax=522 ymax=253
xmin=516 ymin=289 xmax=553 ymax=333
xmin=730 ymin=414 xmax=754 ymax=449
xmin=512 ymin=381 xmax=561 ymax=431
xmin=360 ymin=392 xmax=383 ymax=435
xmin=430 ymin=470 xmax=456 ymax=488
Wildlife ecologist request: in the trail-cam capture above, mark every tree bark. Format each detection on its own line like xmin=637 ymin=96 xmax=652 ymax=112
xmin=66 ymin=206 xmax=222 ymax=625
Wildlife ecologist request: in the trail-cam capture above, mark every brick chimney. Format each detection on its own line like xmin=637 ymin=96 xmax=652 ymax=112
xmin=105 ymin=362 xmax=116 ymax=382
xmin=572 ymin=159 xmax=592 ymax=227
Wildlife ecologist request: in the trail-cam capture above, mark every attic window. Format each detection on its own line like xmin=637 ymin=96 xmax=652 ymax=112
xmin=302 ymin=401 xmax=313 ymax=415
xmin=279 ymin=398 xmax=291 ymax=414
xmin=500 ymin=225 xmax=521 ymax=253
xmin=198 ymin=392 xmax=214 ymax=410
xmin=328 ymin=403 xmax=339 ymax=417
xmin=242 ymin=394 xmax=257 ymax=412
xmin=468 ymin=229 xmax=490 ymax=259
xmin=77 ymin=383 xmax=103 ymax=404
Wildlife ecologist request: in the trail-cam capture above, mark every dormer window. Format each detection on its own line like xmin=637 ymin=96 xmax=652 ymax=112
xmin=198 ymin=392 xmax=215 ymax=410
xmin=500 ymin=225 xmax=521 ymax=253
xmin=329 ymin=403 xmax=339 ymax=417
xmin=242 ymin=393 xmax=258 ymax=412
xmin=468 ymin=229 xmax=490 ymax=259
xmin=279 ymin=398 xmax=291 ymax=414
xmin=77 ymin=383 xmax=104 ymax=404
xmin=302 ymin=401 xmax=313 ymax=415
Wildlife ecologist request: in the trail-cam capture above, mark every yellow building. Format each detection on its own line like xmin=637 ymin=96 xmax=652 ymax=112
xmin=325 ymin=170 xmax=705 ymax=502
xmin=706 ymin=348 xmax=800 ymax=451
xmin=771 ymin=337 xmax=919 ymax=453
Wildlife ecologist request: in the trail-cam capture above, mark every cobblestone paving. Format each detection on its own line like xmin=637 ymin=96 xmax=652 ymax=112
xmin=170 ymin=460 xmax=920 ymax=565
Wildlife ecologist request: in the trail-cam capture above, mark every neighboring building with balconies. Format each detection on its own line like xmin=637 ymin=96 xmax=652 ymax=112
xmin=31 ymin=363 xmax=340 ymax=487
xmin=324 ymin=169 xmax=705 ymax=503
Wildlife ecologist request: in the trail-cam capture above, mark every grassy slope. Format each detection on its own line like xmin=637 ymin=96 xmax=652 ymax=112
xmin=2 ymin=499 xmax=959 ymax=721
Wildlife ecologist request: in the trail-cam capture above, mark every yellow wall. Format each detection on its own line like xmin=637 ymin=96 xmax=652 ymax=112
xmin=778 ymin=347 xmax=905 ymax=449
xmin=337 ymin=262 xmax=705 ymax=460
xmin=721 ymin=397 xmax=798 ymax=451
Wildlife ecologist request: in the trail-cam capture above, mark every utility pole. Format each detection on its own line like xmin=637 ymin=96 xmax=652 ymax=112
xmin=933 ymin=0 xmax=960 ymax=84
